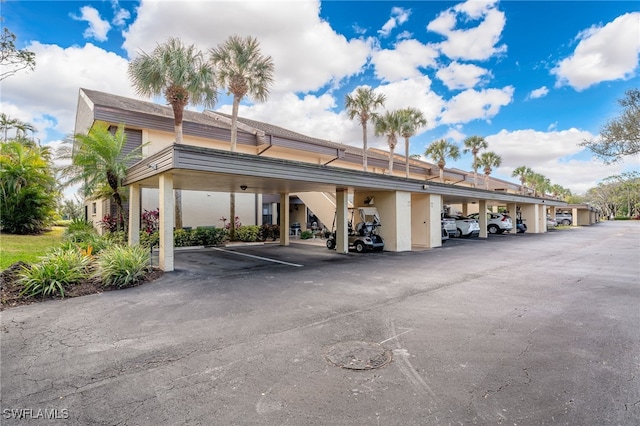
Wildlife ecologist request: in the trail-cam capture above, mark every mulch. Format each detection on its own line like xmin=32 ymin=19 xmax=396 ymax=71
xmin=0 ymin=262 xmax=164 ymax=311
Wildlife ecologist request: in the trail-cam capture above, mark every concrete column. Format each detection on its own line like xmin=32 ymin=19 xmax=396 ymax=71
xmin=538 ymin=204 xmax=547 ymax=232
xmin=271 ymin=202 xmax=278 ymax=225
xmin=280 ymin=193 xmax=290 ymax=246
xmin=128 ymin=184 xmax=141 ymax=245
xmin=461 ymin=204 xmax=469 ymax=216
xmin=159 ymin=174 xmax=175 ymax=272
xmin=478 ymin=199 xmax=488 ymax=238
xmin=572 ymin=207 xmax=579 ymax=226
xmin=336 ymin=189 xmax=348 ymax=254
xmin=520 ymin=204 xmax=540 ymax=233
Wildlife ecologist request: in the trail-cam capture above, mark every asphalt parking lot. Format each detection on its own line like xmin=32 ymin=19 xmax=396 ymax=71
xmin=1 ymin=221 xmax=639 ymax=425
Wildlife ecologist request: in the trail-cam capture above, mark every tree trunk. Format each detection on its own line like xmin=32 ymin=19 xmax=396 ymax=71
xmin=362 ymin=122 xmax=368 ymax=172
xmin=388 ymin=148 xmax=394 ymax=175
xmin=405 ymin=137 xmax=410 ymax=178
xmin=175 ymin=190 xmax=183 ymax=229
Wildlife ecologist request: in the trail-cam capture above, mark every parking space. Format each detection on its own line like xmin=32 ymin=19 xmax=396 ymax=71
xmin=2 ymin=222 xmax=638 ymax=425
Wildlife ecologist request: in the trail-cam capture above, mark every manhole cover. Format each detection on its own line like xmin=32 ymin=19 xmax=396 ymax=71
xmin=325 ymin=341 xmax=392 ymax=370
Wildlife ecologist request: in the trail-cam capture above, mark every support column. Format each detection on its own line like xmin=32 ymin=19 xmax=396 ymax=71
xmin=271 ymin=202 xmax=278 ymax=225
xmin=159 ymin=174 xmax=175 ymax=272
xmin=128 ymin=184 xmax=141 ymax=245
xmin=428 ymin=194 xmax=442 ymax=248
xmin=478 ymin=199 xmax=488 ymax=238
xmin=336 ymin=188 xmax=348 ymax=254
xmin=280 ymin=193 xmax=290 ymax=246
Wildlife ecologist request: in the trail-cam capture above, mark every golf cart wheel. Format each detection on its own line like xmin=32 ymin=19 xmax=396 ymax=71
xmin=488 ymin=224 xmax=499 ymax=234
xmin=354 ymin=241 xmax=367 ymax=253
xmin=326 ymin=239 xmax=336 ymax=250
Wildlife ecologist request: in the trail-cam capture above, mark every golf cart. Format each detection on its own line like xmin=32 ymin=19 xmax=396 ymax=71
xmin=326 ymin=207 xmax=384 ymax=253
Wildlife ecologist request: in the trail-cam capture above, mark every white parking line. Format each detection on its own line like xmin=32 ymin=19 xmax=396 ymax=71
xmin=210 ymin=247 xmax=303 ymax=267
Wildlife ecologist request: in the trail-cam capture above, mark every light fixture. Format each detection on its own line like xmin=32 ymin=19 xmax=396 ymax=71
xmin=240 ymin=185 xmax=248 ymax=191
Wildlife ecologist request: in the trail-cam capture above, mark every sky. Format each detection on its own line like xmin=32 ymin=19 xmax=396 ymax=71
xmin=1 ymin=0 xmax=639 ymax=196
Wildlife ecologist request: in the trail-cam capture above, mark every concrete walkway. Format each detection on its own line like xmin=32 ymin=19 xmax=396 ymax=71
xmin=1 ymin=222 xmax=639 ymax=425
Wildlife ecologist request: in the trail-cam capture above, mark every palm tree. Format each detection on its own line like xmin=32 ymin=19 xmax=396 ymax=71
xmin=550 ymin=184 xmax=571 ymax=200
xmin=61 ymin=123 xmax=145 ymax=231
xmin=475 ymin=151 xmax=502 ymax=190
xmin=128 ymin=37 xmax=217 ymax=229
xmin=512 ymin=166 xmax=533 ymax=195
xmin=463 ymin=135 xmax=488 ymax=187
xmin=424 ymin=138 xmax=460 ymax=183
xmin=398 ymin=107 xmax=427 ymax=178
xmin=210 ymin=35 xmax=274 ymax=240
xmin=345 ymin=87 xmax=386 ymax=172
xmin=0 ymin=113 xmax=19 ymax=142
xmin=374 ymin=110 xmax=403 ymax=175
xmin=526 ymin=172 xmax=550 ymax=197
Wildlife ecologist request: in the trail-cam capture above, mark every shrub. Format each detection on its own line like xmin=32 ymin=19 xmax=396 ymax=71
xmin=173 ymin=228 xmax=192 ymax=247
xmin=142 ymin=209 xmax=160 ymax=234
xmin=235 ymin=225 xmax=260 ymax=242
xmin=19 ymin=248 xmax=91 ymax=298
xmin=300 ymin=230 xmax=314 ymax=240
xmin=258 ymin=224 xmax=280 ymax=241
xmin=140 ymin=230 xmax=160 ymax=248
xmin=95 ymin=245 xmax=150 ymax=289
xmin=66 ymin=217 xmax=94 ymax=235
xmin=191 ymin=227 xmax=227 ymax=246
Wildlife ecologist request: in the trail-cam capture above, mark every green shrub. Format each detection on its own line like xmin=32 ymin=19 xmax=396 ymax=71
xmin=19 ymin=248 xmax=91 ymax=298
xmin=104 ymin=230 xmax=127 ymax=246
xmin=235 ymin=225 xmax=260 ymax=242
xmin=258 ymin=224 xmax=280 ymax=241
xmin=300 ymin=230 xmax=314 ymax=240
xmin=95 ymin=245 xmax=150 ymax=288
xmin=614 ymin=216 xmax=631 ymax=220
xmin=140 ymin=230 xmax=160 ymax=248
xmin=192 ymin=227 xmax=227 ymax=246
xmin=66 ymin=217 xmax=95 ymax=235
xmin=173 ymin=228 xmax=192 ymax=247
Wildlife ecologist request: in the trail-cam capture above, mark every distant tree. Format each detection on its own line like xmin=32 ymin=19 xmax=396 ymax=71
xmin=210 ymin=35 xmax=274 ymax=240
xmin=526 ymin=172 xmax=550 ymax=198
xmin=581 ymin=88 xmax=640 ymax=163
xmin=61 ymin=123 xmax=145 ymax=231
xmin=424 ymin=138 xmax=460 ymax=183
xmin=475 ymin=151 xmax=502 ymax=190
xmin=59 ymin=196 xmax=84 ymax=221
xmin=398 ymin=107 xmax=427 ymax=178
xmin=374 ymin=110 xmax=403 ymax=175
xmin=463 ymin=135 xmax=489 ymax=187
xmin=550 ymin=184 xmax=571 ymax=201
xmin=128 ymin=37 xmax=217 ymax=229
xmin=512 ymin=166 xmax=533 ymax=195
xmin=345 ymin=87 xmax=386 ymax=172
xmin=0 ymin=27 xmax=36 ymax=81
xmin=0 ymin=142 xmax=57 ymax=234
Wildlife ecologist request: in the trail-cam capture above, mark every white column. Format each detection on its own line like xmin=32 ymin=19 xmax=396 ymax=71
xmin=336 ymin=189 xmax=348 ymax=254
xmin=478 ymin=199 xmax=488 ymax=238
xmin=159 ymin=174 xmax=175 ymax=272
xmin=271 ymin=202 xmax=278 ymax=225
xmin=128 ymin=184 xmax=141 ymax=245
xmin=280 ymin=193 xmax=290 ymax=246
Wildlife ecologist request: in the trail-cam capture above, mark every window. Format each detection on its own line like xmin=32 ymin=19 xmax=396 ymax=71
xmin=92 ymin=202 xmax=97 ymax=215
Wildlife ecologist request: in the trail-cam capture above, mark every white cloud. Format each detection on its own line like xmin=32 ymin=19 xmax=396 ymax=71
xmin=122 ymin=0 xmax=371 ymax=94
xmin=427 ymin=0 xmax=507 ymax=61
xmin=445 ymin=127 xmax=466 ymax=142
xmin=70 ymin=6 xmax=111 ymax=42
xmin=111 ymin=0 xmax=131 ymax=27
xmin=486 ymin=128 xmax=627 ymax=193
xmin=440 ymin=86 xmax=514 ymax=124
xmin=0 ymin=42 xmax=136 ymax=141
xmin=378 ymin=7 xmax=412 ymax=37
xmin=371 ymin=39 xmax=439 ymax=82
xmin=552 ymin=12 xmax=640 ymax=91
xmin=528 ymin=86 xmax=549 ymax=100
xmin=436 ymin=62 xmax=492 ymax=90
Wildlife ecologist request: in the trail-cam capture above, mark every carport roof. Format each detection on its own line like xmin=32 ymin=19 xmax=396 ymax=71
xmin=124 ymin=143 xmax=567 ymax=206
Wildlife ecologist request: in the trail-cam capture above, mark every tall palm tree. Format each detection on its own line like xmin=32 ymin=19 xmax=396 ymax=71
xmin=210 ymin=35 xmax=274 ymax=240
xmin=512 ymin=166 xmax=533 ymax=195
xmin=374 ymin=110 xmax=403 ymax=175
xmin=424 ymin=138 xmax=460 ymax=183
xmin=61 ymin=123 xmax=145 ymax=231
xmin=526 ymin=172 xmax=550 ymax=197
xmin=128 ymin=37 xmax=217 ymax=229
xmin=0 ymin=113 xmax=19 ymax=142
xmin=345 ymin=87 xmax=386 ymax=172
xmin=463 ymin=135 xmax=489 ymax=187
xmin=398 ymin=107 xmax=427 ymax=178
xmin=475 ymin=151 xmax=502 ymax=190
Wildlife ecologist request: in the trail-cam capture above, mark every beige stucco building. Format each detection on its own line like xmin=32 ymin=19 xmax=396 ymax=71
xmin=76 ymin=88 xmax=596 ymax=272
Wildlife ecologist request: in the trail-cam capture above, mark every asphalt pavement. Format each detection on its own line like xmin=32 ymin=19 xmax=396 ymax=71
xmin=1 ymin=221 xmax=639 ymax=425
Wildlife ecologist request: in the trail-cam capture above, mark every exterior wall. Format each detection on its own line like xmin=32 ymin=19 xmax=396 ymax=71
xmin=85 ymin=199 xmax=108 ymax=235
xmin=519 ymin=204 xmax=539 ymax=233
xmin=141 ymin=189 xmax=260 ymax=228
xmin=356 ymin=191 xmax=412 ymax=252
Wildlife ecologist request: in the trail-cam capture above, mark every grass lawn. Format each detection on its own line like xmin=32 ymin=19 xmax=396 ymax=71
xmin=0 ymin=227 xmax=66 ymax=270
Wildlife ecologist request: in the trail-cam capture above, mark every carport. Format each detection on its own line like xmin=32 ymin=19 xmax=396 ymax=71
xmin=124 ymin=143 xmax=566 ymax=272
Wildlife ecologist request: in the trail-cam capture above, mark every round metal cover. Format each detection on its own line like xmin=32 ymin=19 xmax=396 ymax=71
xmin=325 ymin=341 xmax=392 ymax=370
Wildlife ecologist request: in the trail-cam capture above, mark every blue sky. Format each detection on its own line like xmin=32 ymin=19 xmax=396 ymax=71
xmin=1 ymin=0 xmax=639 ymax=195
